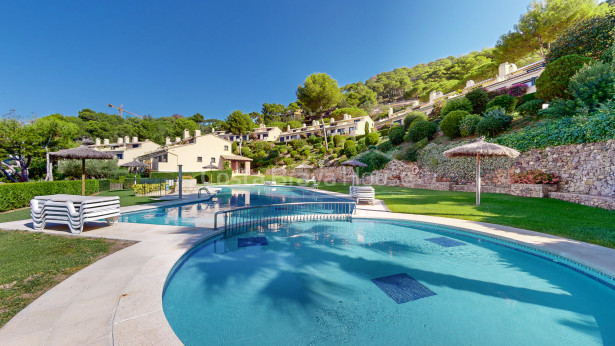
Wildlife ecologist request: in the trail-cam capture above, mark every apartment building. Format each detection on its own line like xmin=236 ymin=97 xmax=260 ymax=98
xmin=90 ymin=137 xmax=162 ymax=165
xmin=278 ymin=115 xmax=375 ymax=142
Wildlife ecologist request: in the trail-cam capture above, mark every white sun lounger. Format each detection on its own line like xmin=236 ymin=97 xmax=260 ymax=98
xmin=264 ymin=181 xmax=277 ymax=185
xmin=30 ymin=195 xmax=121 ymax=234
xmin=350 ymin=186 xmax=375 ymax=205
xmin=305 ymin=176 xmax=316 ymax=184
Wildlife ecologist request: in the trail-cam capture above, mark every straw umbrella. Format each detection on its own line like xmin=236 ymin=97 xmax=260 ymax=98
xmin=443 ymin=138 xmax=519 ymax=206
xmin=120 ymin=159 xmax=149 ymax=184
xmin=295 ymin=163 xmax=313 ymax=182
xmin=49 ymin=146 xmax=114 ymax=195
xmin=341 ymin=159 xmax=367 ymax=186
xmin=202 ymin=164 xmax=218 ymax=184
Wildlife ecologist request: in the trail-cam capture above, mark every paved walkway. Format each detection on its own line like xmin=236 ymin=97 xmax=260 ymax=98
xmin=1 ymin=187 xmax=614 ymax=345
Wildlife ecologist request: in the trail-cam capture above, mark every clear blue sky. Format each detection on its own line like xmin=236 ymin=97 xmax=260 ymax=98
xmin=1 ymin=0 xmax=530 ymax=120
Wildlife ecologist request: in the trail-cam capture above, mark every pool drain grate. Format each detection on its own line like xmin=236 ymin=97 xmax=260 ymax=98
xmin=371 ymin=273 xmax=436 ymax=304
xmin=425 ymin=236 xmax=466 ymax=247
xmin=238 ymin=237 xmax=269 ymax=247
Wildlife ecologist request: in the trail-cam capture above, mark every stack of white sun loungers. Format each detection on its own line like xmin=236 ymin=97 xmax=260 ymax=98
xmin=30 ymin=195 xmax=121 ymax=234
xmin=349 ymin=186 xmax=375 ymax=205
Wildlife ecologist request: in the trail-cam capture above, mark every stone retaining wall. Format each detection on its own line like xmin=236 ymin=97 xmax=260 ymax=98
xmin=549 ymin=192 xmax=615 ymax=210
xmin=268 ymin=139 xmax=615 ymax=210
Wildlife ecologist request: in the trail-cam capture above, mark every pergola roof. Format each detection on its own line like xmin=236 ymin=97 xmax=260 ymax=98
xmin=221 ymin=154 xmax=253 ymax=162
xmin=49 ymin=146 xmax=114 ymax=160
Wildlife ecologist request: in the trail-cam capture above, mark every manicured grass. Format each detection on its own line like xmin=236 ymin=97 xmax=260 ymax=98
xmin=0 ymin=231 xmax=134 ymax=327
xmin=318 ymin=183 xmax=615 ymax=249
xmin=0 ymin=209 xmax=32 ymax=223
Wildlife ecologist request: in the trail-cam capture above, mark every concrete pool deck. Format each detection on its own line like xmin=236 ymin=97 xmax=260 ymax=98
xmin=1 ymin=186 xmax=614 ymax=345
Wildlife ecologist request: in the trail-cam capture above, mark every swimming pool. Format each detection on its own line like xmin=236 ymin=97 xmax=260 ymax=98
xmin=120 ymin=185 xmax=345 ymax=227
xmin=163 ymin=219 xmax=615 ymax=345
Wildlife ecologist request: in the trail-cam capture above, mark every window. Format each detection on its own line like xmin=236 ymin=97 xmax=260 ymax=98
xmin=224 ymin=145 xmax=229 ymax=151
xmin=211 ymin=157 xmax=216 ymax=163
xmin=197 ymin=157 xmax=202 ymax=162
xmin=117 ymin=153 xmax=123 ymax=159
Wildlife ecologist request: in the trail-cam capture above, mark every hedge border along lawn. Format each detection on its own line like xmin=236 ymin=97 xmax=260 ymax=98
xmin=0 ymin=230 xmax=135 ymax=327
xmin=0 ymin=180 xmax=99 ymax=212
xmin=151 ymin=169 xmax=233 ymax=184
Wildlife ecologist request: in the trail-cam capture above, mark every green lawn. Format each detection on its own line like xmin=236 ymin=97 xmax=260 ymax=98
xmin=0 ymin=231 xmax=134 ymax=327
xmin=317 ymin=183 xmax=615 ymax=249
xmin=215 ymin=175 xmax=306 ymax=185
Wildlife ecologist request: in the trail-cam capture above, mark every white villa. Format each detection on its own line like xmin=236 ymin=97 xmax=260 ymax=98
xmin=137 ymin=130 xmax=252 ymax=174
xmin=216 ymin=123 xmax=284 ymax=142
xmin=90 ymin=137 xmax=162 ymax=165
xmin=278 ymin=114 xmax=374 ymax=142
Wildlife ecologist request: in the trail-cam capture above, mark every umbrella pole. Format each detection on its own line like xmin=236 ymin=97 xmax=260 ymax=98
xmin=476 ymin=154 xmax=481 ymax=206
xmin=81 ymin=159 xmax=86 ymax=196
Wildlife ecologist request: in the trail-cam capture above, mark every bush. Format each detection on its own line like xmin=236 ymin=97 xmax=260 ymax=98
xmin=277 ymin=145 xmax=289 ymax=154
xmin=516 ymin=99 xmax=543 ymax=117
xmin=231 ymin=142 xmax=238 ymax=154
xmin=357 ymin=138 xmax=367 ymax=153
xmin=345 ymin=145 xmax=358 ymax=157
xmin=388 ymin=127 xmax=406 ymax=145
xmin=251 ymin=141 xmax=265 ymax=151
xmin=440 ymin=97 xmax=472 ymax=117
xmin=536 ymin=55 xmax=593 ymax=101
xmin=365 ymin=132 xmax=380 ymax=146
xmin=241 ymin=147 xmax=252 ymax=156
xmin=547 ymin=14 xmax=615 ymax=63
xmin=268 ymin=150 xmax=280 ymax=159
xmin=330 ymin=107 xmax=368 ymax=119
xmin=439 ymin=110 xmax=470 ymax=138
xmin=300 ymin=148 xmax=310 ymax=157
xmin=401 ymin=144 xmax=419 ymax=162
xmin=308 ymin=135 xmax=323 ymax=144
xmin=377 ymin=124 xmax=392 ymax=137
xmin=495 ymin=111 xmax=615 ymax=151
xmin=537 ymin=99 xmax=579 ymax=118
xmin=0 ymin=180 xmax=99 ymax=212
xmin=282 ymin=157 xmax=293 ymax=166
xmin=465 ymin=88 xmax=490 ymax=114
xmin=485 ymin=94 xmax=518 ymax=113
xmin=568 ymin=61 xmax=615 ymax=111
xmin=459 ymin=114 xmax=482 ymax=137
xmin=134 ymin=183 xmax=165 ymax=195
xmin=319 ymin=147 xmax=326 ymax=154
xmin=257 ymin=150 xmax=267 ymax=158
xmin=287 ymin=120 xmax=302 ymax=129
xmin=333 ymin=135 xmax=347 ymax=147
xmin=153 ymin=170 xmax=232 ymax=184
xmin=99 ymin=179 xmax=111 ymax=191
xmin=356 ymin=150 xmax=391 ymax=176
xmin=58 ymin=158 xmax=127 ymax=179
xmin=476 ymin=108 xmax=513 ymax=137
xmin=429 ymin=99 xmax=446 ymax=119
xmin=290 ymin=139 xmax=308 ymax=150
xmin=403 ymin=111 xmax=427 ymax=130
xmin=377 ymin=140 xmax=393 ymax=152
xmin=343 ymin=139 xmax=355 ymax=150
xmin=510 ymin=170 xmax=560 ymax=184
xmin=407 ymin=120 xmax=437 ymax=143
xmin=290 ymin=150 xmax=299 ymax=158
xmin=521 ymin=93 xmax=537 ymax=103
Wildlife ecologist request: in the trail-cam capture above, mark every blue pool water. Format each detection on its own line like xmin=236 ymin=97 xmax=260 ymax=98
xmin=120 ymin=185 xmax=344 ymax=227
xmin=163 ymin=219 xmax=615 ymax=345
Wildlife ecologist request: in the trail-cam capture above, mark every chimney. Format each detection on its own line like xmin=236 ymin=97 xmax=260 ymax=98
xmin=165 ymin=137 xmax=171 ymax=145
xmin=195 ymin=129 xmax=201 ymax=137
xmin=124 ymin=136 xmax=129 ymax=144
xmin=286 ymin=125 xmax=290 ymax=132
xmin=302 ymin=123 xmax=306 ymax=128
xmin=183 ymin=129 xmax=190 ymax=139
xmin=330 ymin=118 xmax=334 ymax=124
xmin=117 ymin=138 xmax=123 ymax=144
xmin=259 ymin=123 xmax=266 ymax=129
xmin=95 ymin=138 xmax=101 ymax=146
xmin=175 ymin=137 xmax=181 ymax=143
xmin=103 ymin=138 xmax=109 ymax=145
xmin=132 ymin=136 xmax=138 ymax=143
xmin=343 ymin=114 xmax=351 ymax=120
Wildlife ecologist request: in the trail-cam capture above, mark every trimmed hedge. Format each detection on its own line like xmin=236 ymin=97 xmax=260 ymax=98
xmin=440 ymin=110 xmax=470 ymax=138
xmin=407 ymin=120 xmax=437 ymax=143
xmin=99 ymin=179 xmax=111 ymax=192
xmin=0 ymin=180 xmax=99 ymax=212
xmin=536 ymin=54 xmax=593 ymax=101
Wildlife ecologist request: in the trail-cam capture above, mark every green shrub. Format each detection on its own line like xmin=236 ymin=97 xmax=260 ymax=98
xmin=537 ymin=99 xmax=579 ymax=118
xmin=231 ymin=142 xmax=238 ymax=154
xmin=486 ymin=94 xmax=518 ymax=113
xmin=356 ymin=150 xmax=391 ymax=176
xmin=251 ymin=141 xmax=265 ymax=151
xmin=440 ymin=110 xmax=470 ymax=138
xmin=301 ymin=148 xmax=310 ymax=157
xmin=388 ymin=127 xmax=406 ymax=145
xmin=99 ymin=179 xmax=111 ymax=191
xmin=319 ymin=147 xmax=326 ymax=154
xmin=407 ymin=120 xmax=437 ymax=142
xmin=401 ymin=144 xmax=419 ymax=162
xmin=333 ymin=135 xmax=347 ymax=147
xmin=134 ymin=183 xmax=165 ymax=195
xmin=308 ymin=135 xmax=323 ymax=144
xmin=477 ymin=108 xmax=513 ymax=137
xmin=377 ymin=124 xmax=392 ymax=137
xmin=290 ymin=139 xmax=308 ymax=150
xmin=0 ymin=180 xmax=99 ymax=212
xmin=521 ymin=93 xmax=537 ymax=103
xmin=568 ymin=61 xmax=615 ymax=111
xmin=330 ymin=107 xmax=368 ymax=119
xmin=345 ymin=145 xmax=358 ymax=157
xmin=377 ymin=140 xmax=393 ymax=152
xmin=257 ymin=150 xmax=267 ymax=158
xmin=290 ymin=150 xmax=299 ymax=158
xmin=241 ymin=147 xmax=252 ymax=156
xmin=459 ymin=114 xmax=482 ymax=137
xmin=536 ymin=55 xmax=593 ymax=101
xmin=547 ymin=14 xmax=615 ymax=63
xmin=440 ymin=97 xmax=472 ymax=117
xmin=465 ymin=88 xmax=490 ymax=114
xmin=282 ymin=157 xmax=293 ymax=166
xmin=268 ymin=150 xmax=280 ymax=159
xmin=277 ymin=145 xmax=288 ymax=154
xmin=344 ymin=139 xmax=355 ymax=150
xmin=403 ymin=111 xmax=427 ymax=130
xmin=496 ymin=110 xmax=615 ymax=151
xmin=357 ymin=138 xmax=367 ymax=153
xmin=365 ymin=132 xmax=380 ymax=146
xmin=516 ymin=99 xmax=543 ymax=117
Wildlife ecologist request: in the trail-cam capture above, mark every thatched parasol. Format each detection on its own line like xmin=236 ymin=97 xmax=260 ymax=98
xmin=49 ymin=146 xmax=114 ymax=195
xmin=202 ymin=164 xmax=218 ymax=184
xmin=295 ymin=163 xmax=314 ymax=181
xmin=121 ymin=160 xmax=149 ymax=184
xmin=341 ymin=159 xmax=367 ymax=186
xmin=443 ymin=137 xmax=519 ymax=206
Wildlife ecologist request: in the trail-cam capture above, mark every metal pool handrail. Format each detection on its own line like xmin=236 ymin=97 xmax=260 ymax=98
xmin=214 ymin=201 xmax=356 ymax=230
xmin=198 ymin=186 xmax=214 ymax=198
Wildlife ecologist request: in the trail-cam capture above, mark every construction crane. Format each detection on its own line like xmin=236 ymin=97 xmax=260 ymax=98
xmin=107 ymin=104 xmax=143 ymax=118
